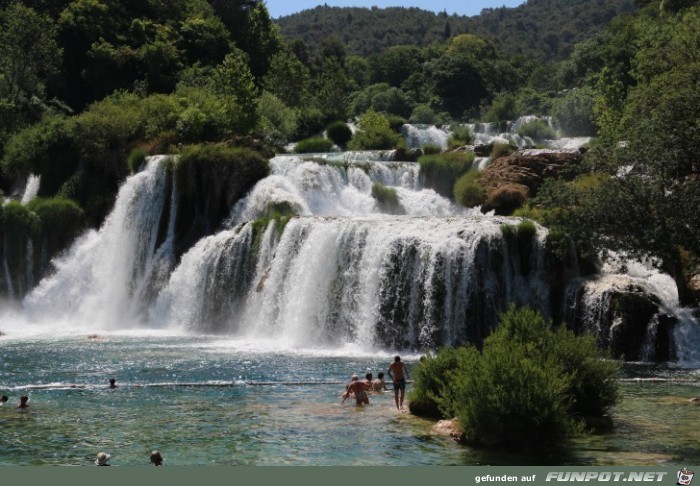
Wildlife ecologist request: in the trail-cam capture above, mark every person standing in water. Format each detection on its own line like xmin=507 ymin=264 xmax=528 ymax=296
xmin=108 ymin=378 xmax=118 ymax=389
xmin=387 ymin=356 xmax=410 ymax=410
xmin=17 ymin=395 xmax=29 ymax=410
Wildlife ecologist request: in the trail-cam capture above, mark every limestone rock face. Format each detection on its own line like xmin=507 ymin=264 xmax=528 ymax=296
xmin=479 ymin=150 xmax=583 ymax=214
xmin=568 ymin=280 xmax=677 ymax=362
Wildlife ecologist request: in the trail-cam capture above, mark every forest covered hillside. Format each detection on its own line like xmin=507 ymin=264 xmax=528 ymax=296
xmin=276 ymin=0 xmax=635 ymax=61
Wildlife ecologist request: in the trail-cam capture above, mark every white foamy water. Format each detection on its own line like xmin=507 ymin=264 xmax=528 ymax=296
xmin=20 ymin=174 xmax=41 ymax=205
xmin=20 ymin=156 xmax=173 ymax=329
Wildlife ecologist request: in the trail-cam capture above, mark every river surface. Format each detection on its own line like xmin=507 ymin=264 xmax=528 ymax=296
xmin=1 ymin=333 xmax=698 ymax=466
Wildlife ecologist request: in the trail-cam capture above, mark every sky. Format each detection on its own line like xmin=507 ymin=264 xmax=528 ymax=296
xmin=265 ymin=0 xmax=527 ymax=19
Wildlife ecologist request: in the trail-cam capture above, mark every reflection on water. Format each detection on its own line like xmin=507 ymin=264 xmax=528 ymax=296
xmin=1 ymin=335 xmax=699 ymax=466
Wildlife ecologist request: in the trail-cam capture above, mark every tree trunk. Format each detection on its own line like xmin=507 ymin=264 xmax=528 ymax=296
xmin=669 ymin=250 xmax=695 ymax=307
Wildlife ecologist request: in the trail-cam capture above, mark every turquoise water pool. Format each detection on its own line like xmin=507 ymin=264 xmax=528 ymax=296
xmin=1 ymin=334 xmax=699 ymax=466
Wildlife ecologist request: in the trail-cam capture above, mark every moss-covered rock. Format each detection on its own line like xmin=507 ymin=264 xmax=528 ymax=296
xmin=174 ymin=144 xmax=270 ymax=257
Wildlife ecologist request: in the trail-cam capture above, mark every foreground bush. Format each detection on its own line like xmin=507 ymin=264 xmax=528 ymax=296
xmin=418 ymin=152 xmax=475 ymax=199
xmin=409 ymin=305 xmax=620 ymax=452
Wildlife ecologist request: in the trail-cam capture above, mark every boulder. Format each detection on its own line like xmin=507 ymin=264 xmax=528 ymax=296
xmin=569 ymin=279 xmax=677 ymax=362
xmin=479 ymin=150 xmax=583 ymax=208
xmin=432 ymin=419 xmax=464 ymax=440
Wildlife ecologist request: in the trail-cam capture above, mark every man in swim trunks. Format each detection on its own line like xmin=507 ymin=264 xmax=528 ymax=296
xmin=345 ymin=375 xmax=370 ymax=405
xmin=388 ymin=356 xmax=410 ymax=410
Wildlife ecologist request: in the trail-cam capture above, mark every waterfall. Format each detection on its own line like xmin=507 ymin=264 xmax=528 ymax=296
xmin=22 ymin=156 xmax=172 ymax=328
xmin=230 ymin=155 xmax=459 ymax=224
xmin=155 ymin=215 xmax=552 ymax=349
xmin=566 ymin=254 xmax=700 ymax=364
xmin=21 ymin=174 xmax=41 ymax=205
xmin=3 ymin=234 xmax=14 ymax=300
xmin=401 ymin=124 xmax=450 ymax=150
xmin=3 ymin=132 xmax=695 ymax=361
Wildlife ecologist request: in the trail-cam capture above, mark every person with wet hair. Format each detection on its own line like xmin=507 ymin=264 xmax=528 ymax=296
xmin=150 ymin=450 xmax=163 ymax=466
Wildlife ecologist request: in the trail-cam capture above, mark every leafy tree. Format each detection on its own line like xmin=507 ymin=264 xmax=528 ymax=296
xmin=314 ymin=58 xmax=353 ymax=123
xmin=368 ymin=45 xmax=423 ymax=87
xmin=0 ymin=3 xmax=62 ymax=141
xmin=552 ymin=87 xmax=597 ymax=136
xmin=256 ymin=91 xmax=297 ymax=147
xmin=349 ymin=83 xmax=413 ymax=118
xmin=263 ymin=51 xmax=310 ymax=108
xmin=426 ymin=53 xmax=488 ymax=118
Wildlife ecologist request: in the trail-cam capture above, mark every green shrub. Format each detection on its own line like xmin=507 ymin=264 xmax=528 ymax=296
xmin=1 ymin=116 xmax=76 ymax=195
xmin=481 ymin=94 xmax=517 ymax=123
xmin=127 ymin=148 xmax=148 ymax=173
xmin=295 ymin=107 xmax=326 ymax=140
xmin=26 ymin=197 xmax=86 ymax=260
xmin=371 ymin=183 xmax=403 ymax=214
xmin=490 ymin=143 xmax=516 ymax=159
xmin=408 ymin=347 xmax=474 ymax=419
xmin=486 ymin=184 xmax=529 ymax=216
xmin=325 ymin=121 xmax=353 ymax=147
xmin=454 ymin=170 xmax=486 ymax=208
xmin=348 ymin=110 xmax=403 ymax=150
xmin=516 ymin=219 xmax=538 ymax=275
xmin=410 ymin=305 xmax=620 ymax=452
xmin=448 ymin=124 xmax=473 ymax=149
xmin=517 ymin=119 xmax=556 ymax=142
xmin=294 ymin=137 xmax=334 ymax=153
xmin=410 ymin=104 xmax=436 ymax=124
xmin=419 ymin=152 xmax=475 ymax=199
xmin=422 ymin=144 xmax=442 ymax=155
xmin=552 ymin=87 xmax=597 ymax=137
xmin=386 ymin=114 xmax=407 ymax=133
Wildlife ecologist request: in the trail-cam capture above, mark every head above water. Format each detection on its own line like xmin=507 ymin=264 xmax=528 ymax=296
xmin=95 ymin=452 xmax=111 ymax=466
xmin=394 ymin=356 xmax=401 ymax=362
xmin=19 ymin=395 xmax=28 ymax=403
xmin=377 ymin=372 xmax=384 ymax=379
xmin=1 ymin=395 xmax=7 ymax=403
xmin=150 ymin=450 xmax=163 ymax=466
xmin=365 ymin=373 xmax=372 ymax=381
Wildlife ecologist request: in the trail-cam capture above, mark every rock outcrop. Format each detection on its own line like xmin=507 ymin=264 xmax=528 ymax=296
xmin=479 ymin=150 xmax=583 ymax=214
xmin=568 ymin=279 xmax=677 ymax=362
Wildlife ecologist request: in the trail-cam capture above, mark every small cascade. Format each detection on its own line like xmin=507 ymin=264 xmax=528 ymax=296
xmin=151 ymin=223 xmax=258 ymax=332
xmin=566 ymin=255 xmax=699 ymax=363
xmin=401 ymin=124 xmax=450 ymax=150
xmin=230 ymin=155 xmax=457 ymax=224
xmin=22 ymin=156 xmax=173 ymax=328
xmin=20 ymin=174 xmax=41 ymax=205
xmin=3 ymin=238 xmax=14 ymax=300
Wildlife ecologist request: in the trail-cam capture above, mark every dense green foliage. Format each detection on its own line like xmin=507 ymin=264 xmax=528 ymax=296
xmin=454 ymin=170 xmax=486 ymax=208
xmin=294 ymin=137 xmax=334 ymax=154
xmin=418 ymin=152 xmax=475 ymax=199
xmin=174 ymin=144 xmax=269 ymax=255
xmin=347 ymin=110 xmax=403 ymax=150
xmin=276 ymin=1 xmax=634 ymax=61
xmin=325 ymin=121 xmax=353 ymax=147
xmin=409 ymin=305 xmax=620 ymax=451
xmin=371 ymin=183 xmax=403 ymax=215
